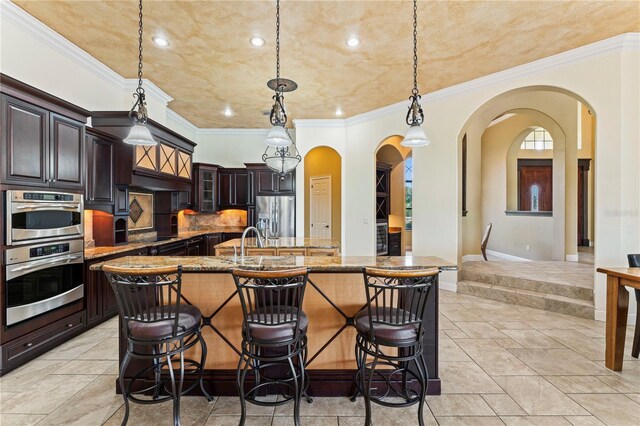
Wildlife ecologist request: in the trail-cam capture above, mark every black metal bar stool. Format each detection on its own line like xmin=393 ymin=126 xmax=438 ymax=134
xmin=628 ymin=254 xmax=640 ymax=358
xmin=232 ymin=267 xmax=311 ymax=426
xmin=352 ymin=267 xmax=438 ymax=426
xmin=103 ymin=265 xmax=212 ymax=426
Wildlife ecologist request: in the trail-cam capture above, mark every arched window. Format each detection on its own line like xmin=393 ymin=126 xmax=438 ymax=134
xmin=521 ymin=127 xmax=553 ymax=150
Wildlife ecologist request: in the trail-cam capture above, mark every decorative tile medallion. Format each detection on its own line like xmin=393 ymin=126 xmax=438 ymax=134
xmin=129 ymin=198 xmax=143 ymax=223
xmin=128 ymin=192 xmax=154 ymax=231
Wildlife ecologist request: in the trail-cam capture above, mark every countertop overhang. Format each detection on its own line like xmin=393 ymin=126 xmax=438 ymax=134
xmin=90 ymin=255 xmax=457 ymax=273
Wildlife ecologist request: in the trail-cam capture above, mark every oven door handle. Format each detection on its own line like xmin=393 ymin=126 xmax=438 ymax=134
xmin=7 ymin=255 xmax=83 ymax=279
xmin=13 ymin=203 xmax=81 ymax=211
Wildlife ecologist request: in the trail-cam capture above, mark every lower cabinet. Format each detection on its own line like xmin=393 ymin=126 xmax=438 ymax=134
xmin=215 ymin=247 xmax=339 ymax=256
xmin=206 ymin=233 xmax=222 ymax=255
xmin=388 ymin=232 xmax=402 ymax=256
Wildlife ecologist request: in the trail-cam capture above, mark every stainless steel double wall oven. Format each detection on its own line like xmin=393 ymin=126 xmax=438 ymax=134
xmin=4 ymin=190 xmax=84 ymax=326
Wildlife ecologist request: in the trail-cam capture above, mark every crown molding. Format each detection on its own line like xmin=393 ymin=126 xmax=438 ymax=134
xmin=345 ymin=32 xmax=639 ymax=127
xmin=166 ymin=108 xmax=198 ymax=132
xmin=293 ymin=119 xmax=346 ymax=129
xmin=123 ymin=79 xmax=173 ymax=104
xmin=198 ymin=128 xmax=271 ymax=137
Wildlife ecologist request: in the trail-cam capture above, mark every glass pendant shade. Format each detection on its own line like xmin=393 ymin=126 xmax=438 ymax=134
xmin=265 ymin=125 xmax=292 ymax=147
xmin=124 ymin=123 xmax=156 ymax=146
xmin=263 ymin=145 xmax=301 ymax=177
xmin=401 ymin=124 xmax=430 ymax=147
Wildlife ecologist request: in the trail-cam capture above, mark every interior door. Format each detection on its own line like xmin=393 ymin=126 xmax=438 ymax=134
xmin=310 ymin=176 xmax=331 ymax=238
xmin=518 ymin=160 xmax=552 ymax=211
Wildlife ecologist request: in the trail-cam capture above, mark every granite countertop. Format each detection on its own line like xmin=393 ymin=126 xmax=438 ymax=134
xmin=89 ymin=255 xmax=457 ymax=273
xmin=214 ymin=237 xmax=340 ymax=250
xmin=84 ymin=227 xmax=246 ymax=260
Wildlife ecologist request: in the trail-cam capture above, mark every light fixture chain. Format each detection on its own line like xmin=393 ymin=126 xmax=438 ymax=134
xmin=275 ymin=0 xmax=280 ymax=82
xmin=412 ymin=0 xmax=418 ymax=96
xmin=137 ymin=0 xmax=144 ymax=92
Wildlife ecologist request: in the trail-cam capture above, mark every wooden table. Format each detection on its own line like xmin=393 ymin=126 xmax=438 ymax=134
xmin=596 ymin=267 xmax=640 ymax=370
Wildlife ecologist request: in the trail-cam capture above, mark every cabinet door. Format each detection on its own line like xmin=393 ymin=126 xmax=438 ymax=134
xmin=206 ymin=233 xmax=222 ymax=255
xmin=50 ymin=113 xmax=84 ymax=188
xmin=277 ymin=172 xmax=295 ymax=193
xmin=101 ymin=273 xmax=119 ymax=319
xmin=86 ymin=135 xmax=114 ymax=204
xmin=257 ymin=169 xmax=277 ymax=194
xmin=170 ymin=192 xmax=180 ymax=213
xmin=85 ymin=263 xmax=102 ymax=325
xmin=235 ymin=171 xmax=249 ymax=205
xmin=114 ymin=186 xmax=129 ymax=215
xmin=1 ymin=95 xmax=49 ymax=186
xmin=218 ymin=171 xmax=233 ymax=207
xmin=199 ymin=167 xmax=217 ymax=212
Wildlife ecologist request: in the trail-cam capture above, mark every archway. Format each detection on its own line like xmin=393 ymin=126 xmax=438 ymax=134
xmin=304 ymin=146 xmax=342 ymax=244
xmin=375 ymin=136 xmax=412 ymax=255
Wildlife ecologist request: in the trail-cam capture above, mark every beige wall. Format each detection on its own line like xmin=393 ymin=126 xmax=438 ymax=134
xmin=304 ymin=146 xmax=342 ymax=243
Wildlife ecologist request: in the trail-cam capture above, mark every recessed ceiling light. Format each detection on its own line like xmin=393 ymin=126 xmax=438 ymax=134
xmin=250 ymin=36 xmax=265 ymax=47
xmin=223 ymin=107 xmax=233 ymax=117
xmin=346 ymin=37 xmax=360 ymax=47
xmin=335 ymin=108 xmax=343 ymax=117
xmin=151 ymin=36 xmax=170 ymax=47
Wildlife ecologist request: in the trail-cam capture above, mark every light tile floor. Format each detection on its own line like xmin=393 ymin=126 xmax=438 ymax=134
xmin=1 ymin=290 xmax=638 ymax=426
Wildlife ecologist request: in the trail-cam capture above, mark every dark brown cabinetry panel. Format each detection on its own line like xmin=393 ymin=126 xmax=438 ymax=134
xmin=375 ymin=163 xmax=391 ymax=222
xmin=193 ymin=163 xmax=218 ymax=212
xmin=388 ymin=232 xmax=402 ymax=256
xmin=255 ymin=168 xmax=295 ymax=195
xmin=206 ymin=233 xmax=222 ymax=255
xmin=1 ymin=95 xmax=49 ymax=186
xmin=50 ymin=113 xmax=84 ymax=188
xmin=85 ymin=131 xmax=114 ymax=207
xmin=218 ymin=169 xmax=248 ymax=209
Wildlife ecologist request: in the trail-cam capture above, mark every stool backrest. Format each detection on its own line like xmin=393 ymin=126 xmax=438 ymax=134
xmin=232 ymin=268 xmax=309 ymax=342
xmin=628 ymin=254 xmax=640 ymax=268
xmin=362 ymin=267 xmax=438 ymax=343
xmin=103 ymin=265 xmax=184 ymax=339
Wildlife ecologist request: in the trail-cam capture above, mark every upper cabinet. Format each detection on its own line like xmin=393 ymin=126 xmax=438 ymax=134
xmin=193 ymin=163 xmax=219 ymax=212
xmin=246 ymin=163 xmax=295 ymax=200
xmin=85 ymin=128 xmax=116 ymax=209
xmin=91 ymin=112 xmax=196 ymax=192
xmin=218 ymin=168 xmax=248 ymax=209
xmin=1 ymin=75 xmax=89 ymax=190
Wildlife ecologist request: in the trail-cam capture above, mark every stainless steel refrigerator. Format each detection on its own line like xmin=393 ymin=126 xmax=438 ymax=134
xmin=255 ymin=196 xmax=295 ymax=238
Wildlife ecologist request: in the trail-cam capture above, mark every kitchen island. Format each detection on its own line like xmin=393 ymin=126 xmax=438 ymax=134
xmin=214 ymin=237 xmax=341 ymax=256
xmin=91 ymin=255 xmax=456 ymax=396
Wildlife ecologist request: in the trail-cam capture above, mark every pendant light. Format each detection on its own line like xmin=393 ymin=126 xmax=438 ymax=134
xmin=401 ymin=0 xmax=430 ymax=148
xmin=123 ymin=0 xmax=156 ymax=146
xmin=262 ymin=0 xmax=301 ymax=178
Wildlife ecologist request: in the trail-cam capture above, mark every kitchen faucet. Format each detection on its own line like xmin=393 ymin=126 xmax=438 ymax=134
xmin=240 ymin=226 xmax=265 ymax=257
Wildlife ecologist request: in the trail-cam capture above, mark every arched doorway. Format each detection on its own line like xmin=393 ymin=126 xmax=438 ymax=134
xmin=304 ymin=146 xmax=342 ymax=244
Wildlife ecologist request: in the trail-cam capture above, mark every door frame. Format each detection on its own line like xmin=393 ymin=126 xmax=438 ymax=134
xmin=309 ymin=175 xmax=332 ymax=238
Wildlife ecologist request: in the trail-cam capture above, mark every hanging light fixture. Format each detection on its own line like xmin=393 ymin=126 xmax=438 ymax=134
xmin=123 ymin=0 xmax=156 ymax=146
xmin=262 ymin=0 xmax=301 ymax=178
xmin=401 ymin=0 xmax=430 ymax=148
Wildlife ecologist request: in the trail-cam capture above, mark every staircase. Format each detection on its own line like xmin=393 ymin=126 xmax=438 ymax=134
xmin=458 ymin=261 xmax=594 ymax=319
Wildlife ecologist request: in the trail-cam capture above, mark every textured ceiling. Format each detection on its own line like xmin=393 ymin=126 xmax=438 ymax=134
xmin=13 ymin=0 xmax=639 ymax=128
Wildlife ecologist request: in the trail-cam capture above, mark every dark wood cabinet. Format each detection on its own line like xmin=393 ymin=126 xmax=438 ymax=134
xmin=115 ymin=186 xmax=129 ymax=215
xmin=186 ymin=236 xmax=205 ymax=256
xmin=375 ymin=163 xmax=391 ymax=222
xmin=246 ymin=164 xmax=295 ymax=200
xmin=50 ymin=113 xmax=84 ymax=189
xmin=155 ymin=240 xmax=188 ymax=256
xmin=1 ymin=95 xmax=49 ymax=186
xmin=388 ymin=232 xmax=402 ymax=256
xmin=193 ymin=163 xmax=218 ymax=212
xmin=247 ymin=206 xmax=256 ymax=228
xmin=85 ymin=129 xmax=115 ymax=209
xmin=222 ymin=232 xmax=243 ymax=242
xmin=205 ymin=233 xmax=222 ymax=255
xmin=218 ymin=168 xmax=248 ymax=209
xmin=1 ymin=88 xmax=87 ymax=189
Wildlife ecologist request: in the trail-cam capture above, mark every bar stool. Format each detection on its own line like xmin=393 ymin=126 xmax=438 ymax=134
xmin=628 ymin=254 xmax=640 ymax=358
xmin=232 ymin=267 xmax=311 ymax=426
xmin=352 ymin=267 xmax=438 ymax=426
xmin=103 ymin=265 xmax=212 ymax=426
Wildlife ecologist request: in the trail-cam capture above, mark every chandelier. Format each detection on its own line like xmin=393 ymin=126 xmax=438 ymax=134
xmin=262 ymin=0 xmax=301 ymax=178
xmin=123 ymin=0 xmax=156 ymax=146
xmin=401 ymin=0 xmax=430 ymax=147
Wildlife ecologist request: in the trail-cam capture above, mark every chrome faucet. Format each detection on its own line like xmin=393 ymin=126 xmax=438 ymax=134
xmin=240 ymin=226 xmax=265 ymax=257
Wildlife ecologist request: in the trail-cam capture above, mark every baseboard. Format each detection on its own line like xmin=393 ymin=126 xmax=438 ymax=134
xmin=462 ymin=254 xmax=484 ymax=262
xmin=486 ymin=250 xmax=532 ymax=262
xmin=565 ymin=254 xmax=579 ymax=262
xmin=595 ymin=309 xmax=637 ymax=323
xmin=440 ymin=280 xmax=457 ymax=292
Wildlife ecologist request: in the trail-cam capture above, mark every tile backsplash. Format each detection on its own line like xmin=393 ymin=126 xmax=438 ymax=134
xmin=179 ymin=209 xmax=247 ymax=232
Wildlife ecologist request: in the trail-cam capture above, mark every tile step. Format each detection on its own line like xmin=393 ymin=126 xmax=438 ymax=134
xmin=459 ymin=269 xmax=593 ymax=301
xmin=457 ymin=280 xmax=594 ymax=319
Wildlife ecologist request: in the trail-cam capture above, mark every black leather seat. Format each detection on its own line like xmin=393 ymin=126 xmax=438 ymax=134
xmin=128 ymin=305 xmax=202 ymax=341
xmin=245 ymin=307 xmax=309 ymax=343
xmin=355 ymin=308 xmax=418 ymax=344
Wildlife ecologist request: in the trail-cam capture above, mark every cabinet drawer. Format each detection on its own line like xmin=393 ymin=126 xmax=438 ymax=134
xmin=2 ymin=311 xmax=85 ymax=370
xmin=277 ymin=248 xmax=307 ymax=256
xmin=245 ymin=248 xmax=278 ymax=256
xmin=215 ymin=248 xmax=236 ymax=256
xmin=307 ymin=248 xmax=339 ymax=256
